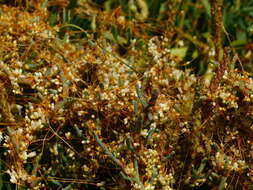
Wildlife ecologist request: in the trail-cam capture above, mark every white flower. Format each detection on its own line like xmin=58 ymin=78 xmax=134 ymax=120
xmin=7 ymin=169 xmax=18 ymax=184
xmin=27 ymin=151 xmax=36 ymax=158
xmin=172 ymin=69 xmax=183 ymax=80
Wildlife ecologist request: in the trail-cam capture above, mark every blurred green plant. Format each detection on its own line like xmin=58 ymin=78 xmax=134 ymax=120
xmin=44 ymin=0 xmax=252 ymax=74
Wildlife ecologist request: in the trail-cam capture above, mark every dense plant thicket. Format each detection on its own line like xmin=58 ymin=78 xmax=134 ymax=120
xmin=0 ymin=0 xmax=252 ymax=189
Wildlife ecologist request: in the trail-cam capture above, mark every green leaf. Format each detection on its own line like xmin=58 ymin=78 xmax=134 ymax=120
xmin=170 ymin=47 xmax=188 ymax=59
xmin=117 ymin=36 xmax=128 ymax=45
xmin=48 ymin=12 xmax=58 ymax=26
xmin=103 ymin=31 xmax=116 ymax=42
xmin=91 ymin=15 xmax=97 ymax=32
xmin=62 ymin=184 xmax=73 ymax=190
xmin=126 ymin=135 xmax=135 ymax=151
xmin=237 ymin=29 xmax=247 ymax=41
xmin=126 ymin=27 xmax=132 ymax=42
xmin=241 ymin=6 xmax=253 ymax=14
xmin=201 ymin=0 xmax=211 ymax=18
xmin=192 ymin=50 xmax=198 ymax=59
xmin=67 ymin=0 xmax=77 ymax=9
xmin=133 ymin=100 xmax=139 ymax=114
xmin=145 ymin=128 xmax=160 ymax=146
xmin=111 ymin=25 xmax=119 ymax=41
xmin=231 ymin=39 xmax=247 ymax=47
xmin=162 ymin=151 xmax=175 ymax=161
xmin=51 ymin=180 xmax=62 ymax=187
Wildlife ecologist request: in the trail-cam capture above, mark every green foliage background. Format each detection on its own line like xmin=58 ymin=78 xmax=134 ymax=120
xmin=46 ymin=0 xmax=253 ymax=73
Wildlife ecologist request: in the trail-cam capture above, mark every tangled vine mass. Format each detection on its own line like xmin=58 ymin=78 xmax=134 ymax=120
xmin=0 ymin=1 xmax=253 ymax=189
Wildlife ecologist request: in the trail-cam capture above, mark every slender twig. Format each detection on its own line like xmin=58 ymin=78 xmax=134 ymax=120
xmin=92 ymin=131 xmax=124 ymax=170
xmin=210 ymin=47 xmax=230 ymax=92
xmin=47 ymin=123 xmax=80 ymax=156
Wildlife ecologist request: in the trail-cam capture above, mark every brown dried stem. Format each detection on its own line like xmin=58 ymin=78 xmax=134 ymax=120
xmin=209 ymin=0 xmax=223 ymax=63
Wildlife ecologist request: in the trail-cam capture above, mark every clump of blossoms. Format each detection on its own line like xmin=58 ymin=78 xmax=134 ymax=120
xmin=0 ymin=3 xmax=253 ymax=190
